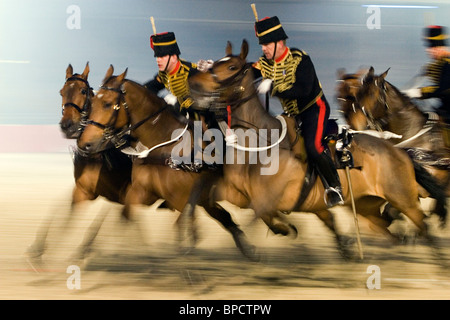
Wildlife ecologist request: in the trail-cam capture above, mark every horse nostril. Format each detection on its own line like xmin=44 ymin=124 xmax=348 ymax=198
xmin=60 ymin=119 xmax=73 ymax=130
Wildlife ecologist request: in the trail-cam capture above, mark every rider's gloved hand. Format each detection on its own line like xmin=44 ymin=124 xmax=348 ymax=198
xmin=197 ymin=59 xmax=214 ymax=72
xmin=164 ymin=93 xmax=178 ymax=106
xmin=402 ymin=88 xmax=421 ymax=99
xmin=257 ymin=79 xmax=273 ymax=94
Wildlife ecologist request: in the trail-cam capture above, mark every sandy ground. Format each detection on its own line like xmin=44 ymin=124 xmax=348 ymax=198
xmin=1 ymin=152 xmax=450 ymax=301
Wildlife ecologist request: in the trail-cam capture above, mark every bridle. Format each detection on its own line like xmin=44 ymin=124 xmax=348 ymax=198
xmin=192 ymin=56 xmax=288 ymax=151
xmin=343 ymin=76 xmax=390 ymax=132
xmin=84 ymin=79 xmax=168 ymax=149
xmin=62 ymin=75 xmax=93 ymax=121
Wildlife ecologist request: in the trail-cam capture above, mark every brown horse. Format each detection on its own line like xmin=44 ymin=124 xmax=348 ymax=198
xmin=339 ymin=67 xmax=449 ymax=224
xmin=187 ymin=40 xmax=440 ymax=255
xmin=76 ymin=65 xmax=257 ymax=260
xmin=59 ymin=63 xmax=93 ymax=139
xmin=27 ymin=63 xmax=132 ymax=263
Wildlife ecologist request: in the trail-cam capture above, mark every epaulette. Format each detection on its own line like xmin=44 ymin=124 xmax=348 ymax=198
xmin=180 ymin=59 xmax=198 ymax=71
xmin=290 ymin=48 xmax=307 ymax=58
xmin=252 ymin=61 xmax=261 ymax=71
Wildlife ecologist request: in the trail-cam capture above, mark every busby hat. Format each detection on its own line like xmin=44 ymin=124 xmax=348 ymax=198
xmin=424 ymin=25 xmax=448 ymax=47
xmin=254 ymin=16 xmax=288 ymax=45
xmin=150 ymin=32 xmax=181 ymax=57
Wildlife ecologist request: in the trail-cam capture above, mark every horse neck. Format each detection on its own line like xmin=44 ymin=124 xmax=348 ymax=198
xmin=385 ymin=82 xmax=427 ymax=138
xmin=235 ymin=74 xmax=283 ymax=130
xmin=231 ymin=73 xmax=292 ymax=149
xmin=123 ymin=81 xmax=186 ymax=150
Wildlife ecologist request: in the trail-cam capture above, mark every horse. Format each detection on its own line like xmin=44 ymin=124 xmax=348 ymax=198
xmin=340 ymin=67 xmax=449 ymax=224
xmin=76 ymin=65 xmax=258 ymax=260
xmin=187 ymin=39 xmax=441 ymax=257
xmin=27 ymin=63 xmax=133 ymax=264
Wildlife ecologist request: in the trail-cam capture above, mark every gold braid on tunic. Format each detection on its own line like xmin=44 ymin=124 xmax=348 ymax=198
xmin=258 ymin=49 xmax=303 ymax=115
xmin=158 ymin=60 xmax=197 ymax=109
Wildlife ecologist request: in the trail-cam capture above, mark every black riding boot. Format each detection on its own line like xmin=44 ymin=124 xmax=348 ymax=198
xmin=315 ymin=150 xmax=344 ymax=207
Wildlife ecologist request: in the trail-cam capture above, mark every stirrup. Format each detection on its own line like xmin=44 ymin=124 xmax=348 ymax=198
xmin=324 ymin=187 xmax=344 ymax=207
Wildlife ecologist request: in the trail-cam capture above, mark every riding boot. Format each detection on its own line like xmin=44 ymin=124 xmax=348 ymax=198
xmin=314 ymin=149 xmax=344 ymax=207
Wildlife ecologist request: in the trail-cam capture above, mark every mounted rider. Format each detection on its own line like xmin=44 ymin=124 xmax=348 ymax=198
xmin=406 ymin=26 xmax=450 ymax=125
xmin=251 ymin=14 xmax=344 ymax=207
xmin=143 ymin=26 xmax=200 ymax=119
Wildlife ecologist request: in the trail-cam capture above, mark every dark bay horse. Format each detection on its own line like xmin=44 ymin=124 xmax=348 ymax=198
xmin=76 ymin=65 xmax=257 ymax=260
xmin=27 ymin=63 xmax=132 ymax=263
xmin=339 ymin=67 xmax=449 ymax=224
xmin=187 ymin=40 xmax=440 ymax=255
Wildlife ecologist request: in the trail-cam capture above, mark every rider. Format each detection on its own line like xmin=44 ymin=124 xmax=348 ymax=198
xmin=405 ymin=25 xmax=450 ymax=124
xmin=251 ymin=15 xmax=344 ymax=207
xmin=144 ymin=31 xmax=200 ymax=119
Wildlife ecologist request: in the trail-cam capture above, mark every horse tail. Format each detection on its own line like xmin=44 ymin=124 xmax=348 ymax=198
xmin=412 ymin=159 xmax=448 ymax=225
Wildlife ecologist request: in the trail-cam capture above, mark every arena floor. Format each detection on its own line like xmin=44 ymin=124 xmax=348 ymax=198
xmin=1 ymin=153 xmax=450 ymax=300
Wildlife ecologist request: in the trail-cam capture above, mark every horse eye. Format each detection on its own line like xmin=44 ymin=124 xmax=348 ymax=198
xmin=229 ymin=65 xmax=237 ymax=71
xmin=81 ymin=88 xmax=87 ymax=95
xmin=104 ymin=102 xmax=112 ymax=109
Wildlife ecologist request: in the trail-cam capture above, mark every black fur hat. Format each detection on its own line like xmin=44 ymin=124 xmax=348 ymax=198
xmin=254 ymin=16 xmax=288 ymax=45
xmin=424 ymin=25 xmax=448 ymax=47
xmin=150 ymin=32 xmax=181 ymax=57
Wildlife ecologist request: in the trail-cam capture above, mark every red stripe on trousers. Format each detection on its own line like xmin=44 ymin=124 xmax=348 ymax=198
xmin=314 ymin=98 xmax=326 ymax=154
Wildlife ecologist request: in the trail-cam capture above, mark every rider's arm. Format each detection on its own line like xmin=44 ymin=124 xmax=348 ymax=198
xmin=272 ymin=54 xmax=316 ymax=101
xmin=143 ymin=74 xmax=165 ymax=94
xmin=421 ymin=60 xmax=450 ymax=100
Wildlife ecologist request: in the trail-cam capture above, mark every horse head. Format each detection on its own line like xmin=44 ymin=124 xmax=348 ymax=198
xmin=59 ymin=62 xmax=93 ymax=138
xmin=77 ymin=65 xmax=130 ymax=153
xmin=335 ymin=68 xmax=371 ymax=130
xmin=354 ymin=66 xmax=391 ymax=130
xmin=189 ymin=39 xmax=252 ymax=113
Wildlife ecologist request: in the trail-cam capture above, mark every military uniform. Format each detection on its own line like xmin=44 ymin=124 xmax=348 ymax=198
xmin=143 ymin=32 xmax=199 ymax=112
xmin=252 ymin=16 xmax=343 ymax=207
xmin=420 ymin=26 xmax=450 ymax=123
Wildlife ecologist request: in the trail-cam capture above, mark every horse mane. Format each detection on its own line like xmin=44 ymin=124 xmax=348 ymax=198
xmin=123 ymin=78 xmax=166 ymax=105
xmin=385 ymin=80 xmax=426 ymax=115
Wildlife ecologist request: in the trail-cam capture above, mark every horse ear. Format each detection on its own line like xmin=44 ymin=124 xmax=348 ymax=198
xmin=81 ymin=62 xmax=90 ymax=79
xmin=66 ymin=64 xmax=73 ymax=80
xmin=363 ymin=66 xmax=375 ymax=83
xmin=380 ymin=67 xmax=390 ymax=79
xmin=116 ymin=68 xmax=128 ymax=83
xmin=336 ymin=68 xmax=346 ymax=80
xmin=240 ymin=39 xmax=249 ymax=60
xmin=226 ymin=41 xmax=233 ymax=56
xmin=102 ymin=64 xmax=114 ymax=84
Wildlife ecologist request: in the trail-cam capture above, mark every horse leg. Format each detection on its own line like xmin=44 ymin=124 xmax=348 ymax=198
xmin=175 ymin=175 xmax=211 ymax=248
xmin=121 ymin=186 xmax=157 ymax=250
xmin=354 ymin=197 xmax=402 ymax=244
xmin=314 ymin=210 xmax=353 ymax=259
xmin=202 ymin=202 xmax=259 ymax=261
xmin=71 ymin=204 xmax=111 ymax=261
xmin=27 ymin=187 xmax=87 ymax=261
xmin=258 ymin=210 xmax=297 ymax=237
